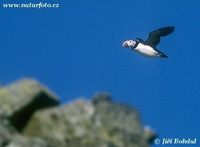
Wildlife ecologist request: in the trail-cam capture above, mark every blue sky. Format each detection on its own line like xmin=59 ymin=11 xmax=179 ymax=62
xmin=0 ymin=0 xmax=199 ymax=146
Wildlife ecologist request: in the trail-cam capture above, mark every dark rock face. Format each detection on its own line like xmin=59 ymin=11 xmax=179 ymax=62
xmin=0 ymin=79 xmax=59 ymax=132
xmin=0 ymin=79 xmax=155 ymax=147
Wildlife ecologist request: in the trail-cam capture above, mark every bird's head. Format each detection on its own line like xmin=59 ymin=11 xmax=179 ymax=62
xmin=122 ymin=40 xmax=137 ymax=49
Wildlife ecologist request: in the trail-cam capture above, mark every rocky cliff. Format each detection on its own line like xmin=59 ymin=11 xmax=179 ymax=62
xmin=0 ymin=79 xmax=155 ymax=147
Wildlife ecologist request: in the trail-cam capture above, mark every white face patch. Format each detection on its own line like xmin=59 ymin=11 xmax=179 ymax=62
xmin=122 ymin=40 xmax=136 ymax=48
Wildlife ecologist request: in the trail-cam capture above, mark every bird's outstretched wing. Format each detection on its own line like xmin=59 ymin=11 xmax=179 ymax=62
xmin=136 ymin=38 xmax=145 ymax=43
xmin=145 ymin=26 xmax=175 ymax=47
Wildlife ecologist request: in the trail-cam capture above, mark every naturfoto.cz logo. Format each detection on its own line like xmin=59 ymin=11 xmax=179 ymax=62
xmin=2 ymin=2 xmax=60 ymax=9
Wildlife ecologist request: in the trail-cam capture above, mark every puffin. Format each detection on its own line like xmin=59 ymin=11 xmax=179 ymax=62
xmin=122 ymin=26 xmax=175 ymax=58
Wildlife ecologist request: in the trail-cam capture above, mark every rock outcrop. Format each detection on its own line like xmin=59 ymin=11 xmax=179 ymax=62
xmin=0 ymin=79 xmax=155 ymax=147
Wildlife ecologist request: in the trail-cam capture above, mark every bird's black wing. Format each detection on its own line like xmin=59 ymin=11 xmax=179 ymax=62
xmin=145 ymin=26 xmax=175 ymax=47
xmin=136 ymin=38 xmax=145 ymax=43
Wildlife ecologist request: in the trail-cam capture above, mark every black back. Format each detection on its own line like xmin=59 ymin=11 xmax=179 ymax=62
xmin=145 ymin=26 xmax=175 ymax=47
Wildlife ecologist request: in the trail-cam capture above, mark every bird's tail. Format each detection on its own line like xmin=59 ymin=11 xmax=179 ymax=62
xmin=159 ymin=52 xmax=168 ymax=58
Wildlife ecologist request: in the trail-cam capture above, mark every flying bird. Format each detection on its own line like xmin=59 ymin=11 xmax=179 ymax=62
xmin=122 ymin=26 xmax=175 ymax=58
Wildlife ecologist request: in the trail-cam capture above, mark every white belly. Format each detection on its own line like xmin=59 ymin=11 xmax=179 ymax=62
xmin=134 ymin=43 xmax=159 ymax=57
